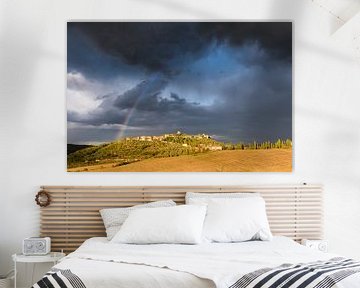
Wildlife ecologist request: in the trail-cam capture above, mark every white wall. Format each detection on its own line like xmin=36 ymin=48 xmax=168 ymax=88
xmin=1 ymin=0 xmax=360 ymax=286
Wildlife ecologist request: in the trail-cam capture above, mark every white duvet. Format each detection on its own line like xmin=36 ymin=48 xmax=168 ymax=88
xmin=54 ymin=237 xmax=360 ymax=288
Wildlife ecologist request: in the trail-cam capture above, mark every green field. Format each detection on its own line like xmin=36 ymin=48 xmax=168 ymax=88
xmin=68 ymin=149 xmax=292 ymax=172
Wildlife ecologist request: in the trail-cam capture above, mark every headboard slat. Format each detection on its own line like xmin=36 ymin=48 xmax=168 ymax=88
xmin=40 ymin=185 xmax=323 ymax=253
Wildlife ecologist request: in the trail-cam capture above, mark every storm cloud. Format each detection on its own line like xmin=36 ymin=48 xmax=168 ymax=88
xmin=67 ymin=22 xmax=292 ymax=144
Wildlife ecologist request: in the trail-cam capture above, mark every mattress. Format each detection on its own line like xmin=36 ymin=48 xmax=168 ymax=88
xmin=35 ymin=236 xmax=360 ymax=288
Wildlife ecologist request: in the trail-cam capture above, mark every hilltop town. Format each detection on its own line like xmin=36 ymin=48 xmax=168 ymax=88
xmin=124 ymin=131 xmax=223 ymax=151
xmin=125 ymin=130 xmax=209 ymax=141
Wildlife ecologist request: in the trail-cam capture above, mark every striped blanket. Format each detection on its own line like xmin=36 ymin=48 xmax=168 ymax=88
xmin=32 ymin=258 xmax=360 ymax=288
xmin=230 ymin=258 xmax=360 ymax=288
xmin=32 ymin=268 xmax=86 ymax=288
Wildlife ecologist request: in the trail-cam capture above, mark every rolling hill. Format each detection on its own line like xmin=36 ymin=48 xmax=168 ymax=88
xmin=67 ymin=132 xmax=223 ymax=168
xmin=67 ymin=144 xmax=93 ymax=155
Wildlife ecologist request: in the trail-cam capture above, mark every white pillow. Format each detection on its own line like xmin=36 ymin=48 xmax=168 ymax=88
xmin=100 ymin=200 xmax=176 ymax=240
xmin=202 ymin=197 xmax=272 ymax=243
xmin=186 ymin=192 xmax=259 ymax=205
xmin=111 ymin=205 xmax=207 ymax=244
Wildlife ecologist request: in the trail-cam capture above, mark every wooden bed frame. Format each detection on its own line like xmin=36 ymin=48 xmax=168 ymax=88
xmin=39 ymin=184 xmax=323 ymax=253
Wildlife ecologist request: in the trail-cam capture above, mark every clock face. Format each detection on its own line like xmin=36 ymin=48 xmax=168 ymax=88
xmin=36 ymin=241 xmax=45 ymax=250
xmin=318 ymin=242 xmax=327 ymax=252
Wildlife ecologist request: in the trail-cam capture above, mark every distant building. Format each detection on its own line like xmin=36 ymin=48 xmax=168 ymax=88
xmin=194 ymin=133 xmax=210 ymax=139
xmin=208 ymin=145 xmax=222 ymax=151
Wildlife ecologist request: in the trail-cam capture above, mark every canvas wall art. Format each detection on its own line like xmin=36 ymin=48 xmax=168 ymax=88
xmin=67 ymin=22 xmax=292 ymax=172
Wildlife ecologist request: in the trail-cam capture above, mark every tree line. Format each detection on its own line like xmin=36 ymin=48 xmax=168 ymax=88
xmin=222 ymin=139 xmax=292 ymax=150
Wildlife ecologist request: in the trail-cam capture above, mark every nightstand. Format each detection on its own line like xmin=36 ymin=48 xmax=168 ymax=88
xmin=301 ymin=239 xmax=328 ymax=252
xmin=12 ymin=252 xmax=65 ymax=288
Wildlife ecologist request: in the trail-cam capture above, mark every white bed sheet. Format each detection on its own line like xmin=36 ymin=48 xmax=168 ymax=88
xmin=56 ymin=258 xmax=214 ymax=288
xmin=54 ymin=236 xmax=360 ymax=288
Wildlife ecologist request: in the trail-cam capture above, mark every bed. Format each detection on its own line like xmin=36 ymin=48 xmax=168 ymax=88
xmin=33 ymin=236 xmax=360 ymax=288
xmin=33 ymin=185 xmax=360 ymax=288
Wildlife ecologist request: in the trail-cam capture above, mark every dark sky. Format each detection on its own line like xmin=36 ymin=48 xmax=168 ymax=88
xmin=67 ymin=22 xmax=292 ymax=144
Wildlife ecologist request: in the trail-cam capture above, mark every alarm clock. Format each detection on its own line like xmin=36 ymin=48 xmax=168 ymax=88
xmin=23 ymin=237 xmax=51 ymax=255
xmin=301 ymin=239 xmax=328 ymax=252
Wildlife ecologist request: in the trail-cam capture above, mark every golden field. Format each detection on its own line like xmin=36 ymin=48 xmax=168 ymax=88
xmin=68 ymin=149 xmax=292 ymax=172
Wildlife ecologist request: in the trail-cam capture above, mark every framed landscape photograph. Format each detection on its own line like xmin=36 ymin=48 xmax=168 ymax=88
xmin=67 ymin=21 xmax=292 ymax=172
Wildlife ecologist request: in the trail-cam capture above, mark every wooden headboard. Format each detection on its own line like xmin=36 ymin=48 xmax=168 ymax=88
xmin=39 ymin=185 xmax=323 ymax=253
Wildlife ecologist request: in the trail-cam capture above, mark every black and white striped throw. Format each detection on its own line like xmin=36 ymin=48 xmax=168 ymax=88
xmin=32 ymin=268 xmax=86 ymax=288
xmin=229 ymin=257 xmax=360 ymax=288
